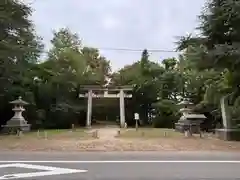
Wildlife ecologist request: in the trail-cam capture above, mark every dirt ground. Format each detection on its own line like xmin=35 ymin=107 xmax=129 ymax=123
xmin=0 ymin=128 xmax=240 ymax=152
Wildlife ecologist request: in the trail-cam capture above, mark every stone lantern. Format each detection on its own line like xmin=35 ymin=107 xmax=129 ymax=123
xmin=175 ymin=99 xmax=206 ymax=134
xmin=2 ymin=96 xmax=31 ymax=133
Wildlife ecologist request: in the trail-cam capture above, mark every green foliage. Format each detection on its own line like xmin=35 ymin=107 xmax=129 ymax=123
xmin=177 ymin=0 xmax=240 ymax=126
xmin=152 ymin=99 xmax=178 ymax=128
xmin=31 ymin=28 xmax=112 ymax=128
xmin=111 ymin=50 xmax=183 ymax=127
xmin=2 ymin=0 xmax=240 ymax=130
xmin=0 ymin=0 xmax=43 ymax=126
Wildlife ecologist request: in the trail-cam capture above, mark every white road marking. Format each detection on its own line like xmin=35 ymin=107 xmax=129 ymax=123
xmin=0 ymin=160 xmax=239 ymax=163
xmin=0 ymin=163 xmax=87 ymax=179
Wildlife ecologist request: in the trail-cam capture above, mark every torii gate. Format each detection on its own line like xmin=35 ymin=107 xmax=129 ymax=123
xmin=79 ymin=85 xmax=133 ymax=128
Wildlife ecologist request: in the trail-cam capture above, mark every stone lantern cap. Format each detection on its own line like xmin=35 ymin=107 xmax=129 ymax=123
xmin=9 ymin=96 xmax=29 ymax=105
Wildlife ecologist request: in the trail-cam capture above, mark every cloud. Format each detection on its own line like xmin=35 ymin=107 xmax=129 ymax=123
xmin=30 ymin=0 xmax=206 ymax=71
xmin=102 ymin=15 xmax=120 ymax=30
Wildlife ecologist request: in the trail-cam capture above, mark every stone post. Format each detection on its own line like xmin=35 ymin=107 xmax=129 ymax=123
xmin=220 ymin=96 xmax=232 ymax=129
xmin=86 ymin=90 xmax=92 ymax=128
xmin=119 ymin=89 xmax=125 ymax=128
xmin=215 ymin=95 xmax=240 ymax=141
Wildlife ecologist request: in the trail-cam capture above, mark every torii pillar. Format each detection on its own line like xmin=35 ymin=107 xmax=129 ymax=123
xmin=86 ymin=90 xmax=92 ymax=128
xmin=119 ymin=89 xmax=125 ymax=128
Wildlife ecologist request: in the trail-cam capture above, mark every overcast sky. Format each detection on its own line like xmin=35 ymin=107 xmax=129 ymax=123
xmin=29 ymin=0 xmax=205 ymax=71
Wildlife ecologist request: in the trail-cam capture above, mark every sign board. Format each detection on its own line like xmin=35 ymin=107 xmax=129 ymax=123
xmin=0 ymin=163 xmax=87 ymax=179
xmin=134 ymin=113 xmax=139 ymax=120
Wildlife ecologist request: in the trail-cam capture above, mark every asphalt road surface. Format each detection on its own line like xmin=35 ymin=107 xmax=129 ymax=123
xmin=0 ymin=151 xmax=239 ymax=179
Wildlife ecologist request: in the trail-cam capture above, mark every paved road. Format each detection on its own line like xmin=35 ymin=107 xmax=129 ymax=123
xmin=0 ymin=151 xmax=239 ymax=179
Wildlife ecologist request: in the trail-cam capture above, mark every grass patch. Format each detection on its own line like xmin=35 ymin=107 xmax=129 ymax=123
xmin=118 ymin=128 xmax=182 ymax=138
xmin=0 ymin=128 xmax=92 ymax=140
xmin=0 ymin=128 xmax=95 ymax=151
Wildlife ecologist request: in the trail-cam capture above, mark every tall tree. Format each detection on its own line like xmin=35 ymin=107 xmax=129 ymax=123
xmin=81 ymin=47 xmax=111 ymax=85
xmin=0 ymin=0 xmax=43 ymax=126
xmin=48 ymin=28 xmax=81 ymax=61
xmin=0 ymin=0 xmax=43 ymax=63
xmin=177 ymin=0 xmax=240 ymax=127
xmin=140 ymin=49 xmax=150 ymax=75
xmin=31 ymin=28 xmax=113 ymax=128
xmin=0 ymin=0 xmax=43 ymax=92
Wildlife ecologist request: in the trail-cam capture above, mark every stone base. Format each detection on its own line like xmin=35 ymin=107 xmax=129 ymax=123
xmin=215 ymin=128 xmax=240 ymax=141
xmin=175 ymin=123 xmax=184 ymax=133
xmin=175 ymin=123 xmax=200 ymax=134
xmin=2 ymin=122 xmax=31 ymax=134
xmin=85 ymin=126 xmax=92 ymax=129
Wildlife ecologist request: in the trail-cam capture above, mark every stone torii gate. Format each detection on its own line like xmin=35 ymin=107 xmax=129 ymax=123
xmin=79 ymin=85 xmax=133 ymax=128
